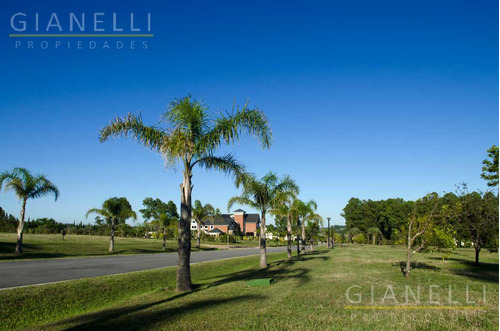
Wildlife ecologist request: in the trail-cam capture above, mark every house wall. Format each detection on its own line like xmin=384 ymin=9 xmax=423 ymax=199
xmin=234 ymin=213 xmax=245 ymax=233
xmin=245 ymin=222 xmax=257 ymax=235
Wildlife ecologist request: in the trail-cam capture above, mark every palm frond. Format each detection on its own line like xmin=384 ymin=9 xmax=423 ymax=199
xmin=194 ymin=153 xmax=245 ymax=180
xmin=28 ymin=176 xmax=59 ymax=201
xmin=163 ymin=95 xmax=209 ymax=141
xmin=227 ymin=196 xmax=259 ymax=212
xmin=198 ymin=102 xmax=272 ymax=153
xmin=86 ymin=208 xmax=109 ymax=219
xmin=99 ymin=113 xmax=168 ymax=152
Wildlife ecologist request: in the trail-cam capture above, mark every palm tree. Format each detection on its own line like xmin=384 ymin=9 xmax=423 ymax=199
xmin=0 ymin=168 xmax=59 ymax=254
xmin=294 ymin=199 xmax=320 ymax=253
xmin=271 ymin=191 xmax=300 ymax=259
xmin=367 ymin=227 xmax=382 ymax=245
xmin=99 ymin=95 xmax=271 ymax=291
xmin=228 ymin=172 xmax=298 ymax=268
xmin=306 ymin=218 xmax=323 ymax=251
xmin=86 ymin=197 xmax=137 ymax=252
xmin=192 ymin=200 xmax=215 ymax=248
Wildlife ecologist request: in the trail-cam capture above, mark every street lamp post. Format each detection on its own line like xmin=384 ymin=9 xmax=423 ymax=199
xmin=327 ymin=217 xmax=331 ymax=248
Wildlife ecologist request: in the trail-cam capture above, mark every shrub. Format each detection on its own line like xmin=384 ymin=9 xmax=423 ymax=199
xmin=352 ymin=233 xmax=365 ymax=244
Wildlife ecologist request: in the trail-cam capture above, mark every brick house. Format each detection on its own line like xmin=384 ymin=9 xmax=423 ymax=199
xmin=190 ymin=209 xmax=260 ymax=236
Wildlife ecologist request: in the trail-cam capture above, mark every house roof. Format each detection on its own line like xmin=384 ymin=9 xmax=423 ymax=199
xmin=234 ymin=209 xmax=245 ymax=213
xmin=201 ymin=213 xmax=260 ymax=225
xmin=202 ymin=214 xmax=233 ymax=226
xmin=208 ymin=228 xmax=224 ymax=234
xmin=244 ymin=214 xmax=260 ymax=223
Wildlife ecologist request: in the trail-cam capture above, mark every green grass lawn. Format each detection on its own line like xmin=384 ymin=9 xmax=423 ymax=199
xmin=0 ymin=245 xmax=497 ymax=330
xmin=0 ymin=233 xmax=216 ymax=260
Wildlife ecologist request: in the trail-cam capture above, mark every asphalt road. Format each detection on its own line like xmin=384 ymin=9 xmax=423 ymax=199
xmin=0 ymin=246 xmax=290 ymax=289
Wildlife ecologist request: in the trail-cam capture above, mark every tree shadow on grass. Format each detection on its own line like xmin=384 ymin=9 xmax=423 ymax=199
xmin=49 ymin=292 xmax=266 ymax=330
xmin=41 ymin=250 xmax=324 ymax=330
xmin=200 ymin=250 xmax=331 ymax=290
xmin=428 ymin=256 xmax=499 ymax=283
xmin=393 ymin=261 xmax=441 ymax=275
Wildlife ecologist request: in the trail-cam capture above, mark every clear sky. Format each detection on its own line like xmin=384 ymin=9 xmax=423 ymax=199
xmin=0 ymin=0 xmax=498 ymax=226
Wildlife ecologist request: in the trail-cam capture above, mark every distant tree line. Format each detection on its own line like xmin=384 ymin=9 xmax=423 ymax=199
xmin=341 ymin=187 xmax=498 ymax=261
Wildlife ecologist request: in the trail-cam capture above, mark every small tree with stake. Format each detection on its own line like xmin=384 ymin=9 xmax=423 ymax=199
xmin=403 ymin=193 xmax=439 ymax=278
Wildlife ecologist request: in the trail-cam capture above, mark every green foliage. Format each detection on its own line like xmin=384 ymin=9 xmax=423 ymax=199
xmin=99 ymin=95 xmax=272 ymax=180
xmin=228 ymin=172 xmax=299 ymax=214
xmin=140 ymin=198 xmax=178 ymax=234
xmin=352 ymin=233 xmax=365 ymax=244
xmin=342 ymin=197 xmax=412 ymax=241
xmin=86 ymin=197 xmax=137 ymax=226
xmin=192 ymin=200 xmax=215 ymax=229
xmin=332 ymin=232 xmax=343 ymax=244
xmin=305 ymin=219 xmax=322 ymax=242
xmin=481 ymin=145 xmax=499 ymax=188
xmin=454 ymin=184 xmax=499 ymax=261
xmin=0 ymin=168 xmax=59 ymax=202
xmin=0 ymin=207 xmax=17 ymax=232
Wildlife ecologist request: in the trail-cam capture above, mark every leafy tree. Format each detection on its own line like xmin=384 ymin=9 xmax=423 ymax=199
xmin=403 ymin=194 xmax=439 ymax=277
xmin=140 ymin=198 xmax=179 ymax=249
xmin=86 ymin=197 xmax=137 ymax=252
xmin=481 ymin=145 xmax=499 ymax=188
xmin=272 ymin=216 xmax=289 ymax=239
xmin=99 ymin=95 xmax=271 ymax=291
xmin=455 ymin=184 xmax=499 ymax=265
xmin=0 ymin=168 xmax=59 ymax=254
xmin=228 ymin=172 xmax=298 ymax=267
xmin=192 ymin=200 xmax=215 ymax=248
xmin=332 ymin=232 xmax=343 ymax=244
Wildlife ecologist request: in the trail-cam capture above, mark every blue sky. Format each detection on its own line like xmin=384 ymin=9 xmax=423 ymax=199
xmin=0 ymin=0 xmax=498 ymax=226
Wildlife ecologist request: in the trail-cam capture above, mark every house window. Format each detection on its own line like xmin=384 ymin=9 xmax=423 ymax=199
xmin=210 ymin=226 xmax=214 ymax=229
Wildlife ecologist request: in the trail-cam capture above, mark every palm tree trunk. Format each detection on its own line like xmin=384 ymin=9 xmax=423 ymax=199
xmin=196 ymin=225 xmax=201 ymax=249
xmin=259 ymin=211 xmax=268 ymax=268
xmin=296 ymin=220 xmax=300 ymax=255
xmin=301 ymin=220 xmax=306 ymax=253
xmin=286 ymin=215 xmax=292 ymax=258
xmin=177 ymin=168 xmax=193 ymax=291
xmin=15 ymin=198 xmax=27 ymax=254
xmin=162 ymin=228 xmax=167 ymax=250
xmin=310 ymin=241 xmax=314 ymax=251
xmin=372 ymin=234 xmax=376 ymax=245
xmin=109 ymin=219 xmax=115 ymax=252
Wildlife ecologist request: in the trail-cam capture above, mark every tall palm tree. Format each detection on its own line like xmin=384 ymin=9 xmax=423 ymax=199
xmin=99 ymin=96 xmax=271 ymax=291
xmin=228 ymin=172 xmax=298 ymax=268
xmin=271 ymin=191 xmax=300 ymax=259
xmin=192 ymin=200 xmax=215 ymax=248
xmin=86 ymin=197 xmax=137 ymax=252
xmin=0 ymin=168 xmax=59 ymax=254
xmin=294 ymin=199 xmax=320 ymax=253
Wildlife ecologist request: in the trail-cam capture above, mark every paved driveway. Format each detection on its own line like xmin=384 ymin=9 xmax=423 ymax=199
xmin=0 ymin=246 xmax=290 ymax=289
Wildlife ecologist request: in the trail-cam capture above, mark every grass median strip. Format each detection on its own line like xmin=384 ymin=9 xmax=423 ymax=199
xmin=0 ymin=245 xmax=497 ymax=330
